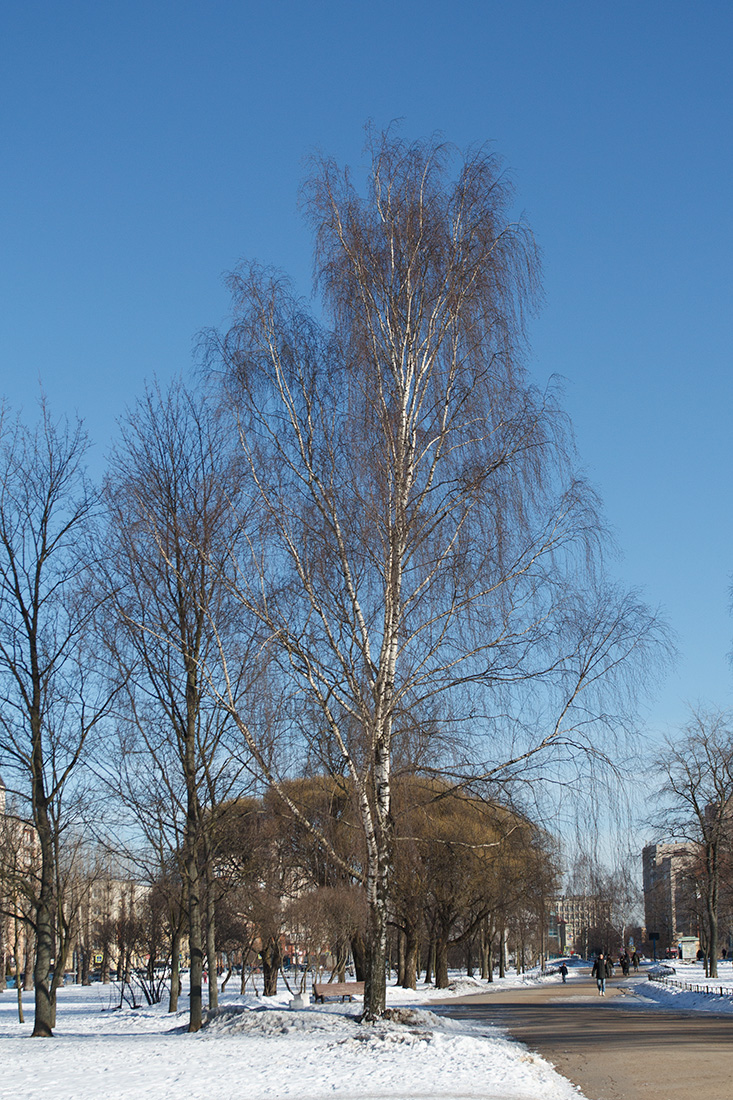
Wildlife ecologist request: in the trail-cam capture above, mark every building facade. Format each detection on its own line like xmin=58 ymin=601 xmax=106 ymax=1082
xmin=550 ymin=894 xmax=612 ymax=957
xmin=0 ymin=773 xmax=40 ymax=987
xmin=642 ymin=842 xmax=698 ymax=950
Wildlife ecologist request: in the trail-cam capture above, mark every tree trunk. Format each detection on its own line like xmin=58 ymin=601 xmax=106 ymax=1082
xmin=434 ymin=934 xmax=450 ymax=989
xmin=186 ymin=840 xmax=204 ymax=1031
xmin=364 ymin=913 xmax=388 ymax=1017
xmin=335 ymin=943 xmax=347 ymax=983
xmin=397 ymin=930 xmax=406 ymax=987
xmin=708 ymin=904 xmax=718 ymax=979
xmin=220 ymin=957 xmax=234 ymax=992
xmin=350 ymin=934 xmax=366 ymax=982
xmin=0 ymin=918 xmax=6 ymax=991
xmin=425 ymin=937 xmax=435 ymax=985
xmin=168 ymin=927 xmax=181 ymax=1013
xmin=362 ymin=748 xmax=394 ymax=1020
xmin=81 ymin=946 xmax=91 ymax=986
xmin=101 ymin=945 xmax=110 ymax=984
xmin=707 ymin=845 xmax=719 ymax=978
xmin=479 ymin=921 xmax=489 ymax=979
xmin=184 ymin=657 xmax=204 ymax=1033
xmin=205 ymin=887 xmax=218 ymax=1011
xmin=402 ymin=926 xmax=418 ymax=990
xmin=261 ymin=936 xmax=282 ymax=996
xmin=23 ymin=950 xmax=33 ymax=991
xmin=13 ymin=916 xmax=24 ymax=1023
xmin=32 ymin=797 xmax=55 ymax=1037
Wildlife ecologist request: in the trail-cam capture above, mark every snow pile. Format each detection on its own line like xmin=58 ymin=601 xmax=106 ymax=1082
xmin=203 ymin=1003 xmax=348 ymax=1036
xmin=196 ymin=998 xmax=586 ymax=1100
xmin=433 ymin=975 xmax=488 ymax=997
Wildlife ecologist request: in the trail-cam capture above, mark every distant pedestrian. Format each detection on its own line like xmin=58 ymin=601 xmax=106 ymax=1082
xmin=559 ymin=963 xmax=568 ymax=983
xmin=631 ymin=952 xmax=639 ymax=972
xmin=591 ymin=953 xmax=607 ymax=996
xmin=621 ymin=955 xmax=630 ymax=976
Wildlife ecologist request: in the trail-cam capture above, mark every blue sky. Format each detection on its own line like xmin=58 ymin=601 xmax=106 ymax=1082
xmin=2 ymin=0 xmax=732 ymax=740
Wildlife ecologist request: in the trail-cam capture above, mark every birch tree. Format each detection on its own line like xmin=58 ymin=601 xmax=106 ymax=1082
xmin=209 ymin=129 xmax=666 ymax=1018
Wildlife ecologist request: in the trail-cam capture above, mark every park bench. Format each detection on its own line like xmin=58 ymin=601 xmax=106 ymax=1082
xmin=312 ymin=980 xmax=365 ymax=1003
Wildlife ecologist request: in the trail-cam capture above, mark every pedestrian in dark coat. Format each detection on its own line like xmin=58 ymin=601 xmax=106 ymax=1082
xmin=591 ymin=953 xmax=608 ymax=995
xmin=559 ymin=963 xmax=568 ymax=983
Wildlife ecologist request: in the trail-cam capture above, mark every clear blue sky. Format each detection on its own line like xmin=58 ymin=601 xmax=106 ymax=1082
xmin=2 ymin=0 xmax=732 ymax=740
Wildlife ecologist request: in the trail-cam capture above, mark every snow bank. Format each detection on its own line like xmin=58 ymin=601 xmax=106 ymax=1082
xmin=637 ymin=962 xmax=733 ymax=1015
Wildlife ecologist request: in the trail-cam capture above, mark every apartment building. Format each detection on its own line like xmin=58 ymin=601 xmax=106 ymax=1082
xmin=642 ymin=841 xmax=698 ymax=949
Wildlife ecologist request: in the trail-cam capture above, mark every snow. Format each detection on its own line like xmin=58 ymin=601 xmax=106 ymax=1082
xmin=634 ymin=958 xmax=733 ymax=1015
xmin=5 ymin=961 xmax=731 ymax=1100
xmin=0 ymin=972 xmax=586 ymax=1100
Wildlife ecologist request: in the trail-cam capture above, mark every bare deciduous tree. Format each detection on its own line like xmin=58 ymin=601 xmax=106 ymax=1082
xmin=100 ymin=380 xmax=253 ymax=1032
xmin=207 ymin=128 xmax=667 ymax=1018
xmin=0 ymin=403 xmax=115 ymax=1036
xmin=654 ymin=707 xmax=733 ymax=977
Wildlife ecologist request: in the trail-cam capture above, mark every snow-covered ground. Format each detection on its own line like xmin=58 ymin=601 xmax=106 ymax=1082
xmin=0 ymin=970 xmax=583 ymax=1100
xmin=4 ymin=960 xmax=733 ymax=1100
xmin=636 ymin=958 xmax=733 ymax=1014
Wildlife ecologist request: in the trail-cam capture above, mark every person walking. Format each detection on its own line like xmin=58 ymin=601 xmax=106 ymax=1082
xmin=559 ymin=962 xmax=568 ymax=983
xmin=592 ymin=953 xmax=608 ymax=995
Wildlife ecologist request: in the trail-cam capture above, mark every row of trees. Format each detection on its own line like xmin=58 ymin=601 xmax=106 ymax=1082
xmin=1 ymin=778 xmax=561 ymax=1010
xmin=0 ymin=128 xmax=666 ymax=1034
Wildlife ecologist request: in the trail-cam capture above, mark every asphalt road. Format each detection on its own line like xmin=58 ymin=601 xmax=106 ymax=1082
xmin=436 ymin=970 xmax=733 ymax=1100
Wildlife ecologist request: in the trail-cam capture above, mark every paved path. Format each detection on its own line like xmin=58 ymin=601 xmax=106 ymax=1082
xmin=437 ymin=971 xmax=733 ymax=1100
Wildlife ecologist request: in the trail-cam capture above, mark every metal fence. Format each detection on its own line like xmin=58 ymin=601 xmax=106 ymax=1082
xmin=648 ymin=973 xmax=733 ymax=998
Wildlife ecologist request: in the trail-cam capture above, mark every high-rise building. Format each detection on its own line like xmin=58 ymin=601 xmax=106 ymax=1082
xmin=642 ymin=842 xmax=697 ymax=949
